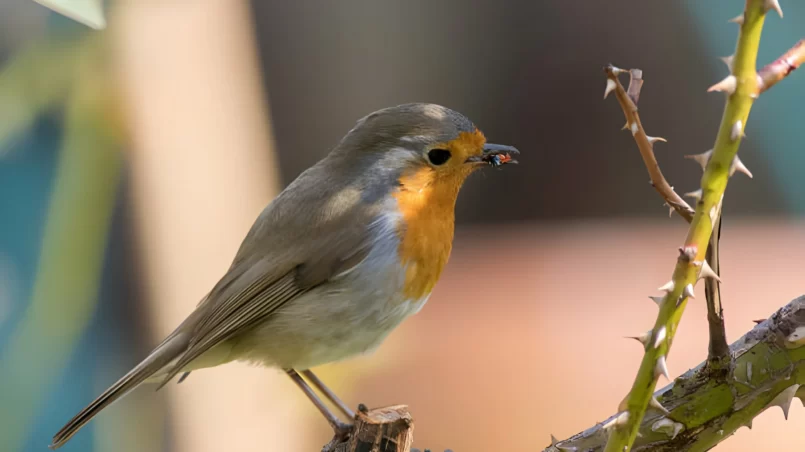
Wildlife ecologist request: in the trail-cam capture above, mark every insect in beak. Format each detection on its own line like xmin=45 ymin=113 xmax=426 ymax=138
xmin=466 ymin=143 xmax=520 ymax=167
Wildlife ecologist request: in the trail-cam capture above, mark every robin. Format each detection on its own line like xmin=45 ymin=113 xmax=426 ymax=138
xmin=50 ymin=102 xmax=519 ymax=449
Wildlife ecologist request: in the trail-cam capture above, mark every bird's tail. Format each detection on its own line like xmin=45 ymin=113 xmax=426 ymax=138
xmin=49 ymin=333 xmax=189 ymax=449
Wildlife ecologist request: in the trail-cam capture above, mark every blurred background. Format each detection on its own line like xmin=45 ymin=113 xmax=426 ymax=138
xmin=1 ymin=1 xmax=804 ymax=451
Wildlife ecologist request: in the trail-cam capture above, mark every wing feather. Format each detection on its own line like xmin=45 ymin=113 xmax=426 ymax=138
xmin=156 ymin=157 xmax=392 ymax=386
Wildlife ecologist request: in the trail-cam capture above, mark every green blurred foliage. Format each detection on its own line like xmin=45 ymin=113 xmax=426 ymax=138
xmin=0 ymin=25 xmax=130 ymax=452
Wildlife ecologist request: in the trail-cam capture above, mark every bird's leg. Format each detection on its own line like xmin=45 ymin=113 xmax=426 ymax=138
xmin=286 ymin=369 xmax=353 ymax=439
xmin=300 ymin=369 xmax=356 ymax=419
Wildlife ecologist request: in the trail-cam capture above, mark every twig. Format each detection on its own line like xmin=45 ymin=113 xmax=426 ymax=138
xmin=704 ymin=217 xmax=730 ymax=375
xmin=603 ymin=66 xmax=695 ymax=222
xmin=544 ymin=295 xmax=805 ymax=452
xmin=758 ymin=39 xmax=805 ymax=93
xmin=599 ymin=2 xmax=781 ymax=451
xmin=330 ymin=405 xmax=414 ymax=452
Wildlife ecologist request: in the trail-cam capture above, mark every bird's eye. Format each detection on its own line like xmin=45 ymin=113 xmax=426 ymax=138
xmin=427 ymin=149 xmax=451 ymax=165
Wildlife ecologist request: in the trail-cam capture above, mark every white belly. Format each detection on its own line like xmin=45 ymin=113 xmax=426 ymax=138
xmin=229 ymin=227 xmax=431 ymax=370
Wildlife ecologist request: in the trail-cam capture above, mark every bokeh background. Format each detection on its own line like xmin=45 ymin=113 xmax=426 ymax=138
xmin=1 ymin=1 xmax=804 ymax=451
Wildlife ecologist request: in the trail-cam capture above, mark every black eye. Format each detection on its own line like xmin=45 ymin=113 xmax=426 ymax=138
xmin=427 ymin=149 xmax=451 ymax=165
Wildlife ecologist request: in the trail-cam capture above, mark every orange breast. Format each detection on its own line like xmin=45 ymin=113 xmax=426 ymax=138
xmin=393 ymin=167 xmax=463 ymax=300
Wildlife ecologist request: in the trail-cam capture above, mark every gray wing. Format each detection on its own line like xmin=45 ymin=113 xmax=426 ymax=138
xmin=156 ymin=162 xmax=386 ymax=386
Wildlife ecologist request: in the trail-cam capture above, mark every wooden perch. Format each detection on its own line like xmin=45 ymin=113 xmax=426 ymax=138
xmin=328 ymin=405 xmax=414 ymax=452
xmin=544 ymin=295 xmax=805 ymax=452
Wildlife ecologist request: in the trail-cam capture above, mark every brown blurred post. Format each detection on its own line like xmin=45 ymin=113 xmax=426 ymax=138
xmin=110 ymin=1 xmax=301 ymax=452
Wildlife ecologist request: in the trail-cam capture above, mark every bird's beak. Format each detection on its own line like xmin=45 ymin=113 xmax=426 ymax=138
xmin=466 ymin=143 xmax=520 ymax=167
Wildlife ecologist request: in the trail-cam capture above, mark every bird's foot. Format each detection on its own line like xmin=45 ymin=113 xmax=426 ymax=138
xmin=320 ymin=420 xmax=354 ymax=452
xmin=333 ymin=419 xmax=354 ymax=439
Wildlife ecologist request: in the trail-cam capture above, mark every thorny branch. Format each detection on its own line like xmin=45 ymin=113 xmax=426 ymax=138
xmin=603 ymin=66 xmax=695 ymax=222
xmin=692 ymin=21 xmax=804 ymax=378
xmin=603 ymin=65 xmax=732 ymax=371
xmin=589 ymin=1 xmax=799 ymax=451
xmin=544 ymin=295 xmax=805 ymax=452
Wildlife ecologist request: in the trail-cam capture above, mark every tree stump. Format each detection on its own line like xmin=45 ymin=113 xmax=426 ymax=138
xmin=329 ymin=405 xmax=414 ymax=452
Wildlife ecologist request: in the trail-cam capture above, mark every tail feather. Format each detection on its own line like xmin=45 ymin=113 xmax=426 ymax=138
xmin=49 ymin=333 xmax=189 ymax=449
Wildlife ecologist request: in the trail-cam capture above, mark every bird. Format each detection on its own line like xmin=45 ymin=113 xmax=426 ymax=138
xmin=49 ymin=102 xmax=519 ymax=449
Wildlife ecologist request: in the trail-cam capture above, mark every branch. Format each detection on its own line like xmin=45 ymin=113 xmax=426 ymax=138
xmin=599 ymin=2 xmax=777 ymax=450
xmin=329 ymin=405 xmax=414 ymax=452
xmin=544 ymin=295 xmax=805 ymax=452
xmin=758 ymin=39 xmax=805 ymax=93
xmin=703 ymin=216 xmax=730 ymax=375
xmin=603 ymin=63 xmax=732 ymax=371
xmin=603 ymin=66 xmax=695 ymax=222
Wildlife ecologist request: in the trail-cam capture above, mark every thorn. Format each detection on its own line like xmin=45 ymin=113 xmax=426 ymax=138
xmin=626 ymin=330 xmax=652 ymax=346
xmin=767 ymin=384 xmax=800 ymax=420
xmin=649 ymin=295 xmax=664 ymax=306
xmin=647 ymin=136 xmax=667 ymax=145
xmin=604 ymin=78 xmax=617 ymax=99
xmin=683 ymin=283 xmax=696 ymax=299
xmin=746 ymin=419 xmax=753 ymax=430
xmin=666 ymin=203 xmax=674 ymax=218
xmin=550 ymin=434 xmax=578 ymax=452
xmin=730 ymin=155 xmax=753 ymax=178
xmin=684 ymin=189 xmax=703 ymax=201
xmin=752 ymin=319 xmax=766 ymax=324
xmin=729 ymin=13 xmax=744 ymax=25
xmin=658 ymin=281 xmax=675 ymax=293
xmin=684 ymin=149 xmax=713 ymax=171
xmin=622 ymin=121 xmax=630 ymax=131
xmin=731 ymin=120 xmax=743 ymax=141
xmin=610 ymin=66 xmax=626 ymax=75
xmin=707 ymin=75 xmax=737 ymax=94
xmin=649 ymin=396 xmax=670 ymax=415
xmin=630 ymin=122 xmax=639 ymax=136
xmin=765 ymin=0 xmax=783 ymax=18
xmin=698 ymin=260 xmax=722 ymax=283
xmin=720 ymin=55 xmax=735 ymax=72
xmin=654 ymin=327 xmax=667 ymax=349
xmin=656 ymin=355 xmax=671 ymax=381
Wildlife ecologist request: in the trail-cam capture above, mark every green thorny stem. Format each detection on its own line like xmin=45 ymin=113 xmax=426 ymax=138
xmin=544 ymin=296 xmax=805 ymax=452
xmin=601 ymin=2 xmax=781 ymax=451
